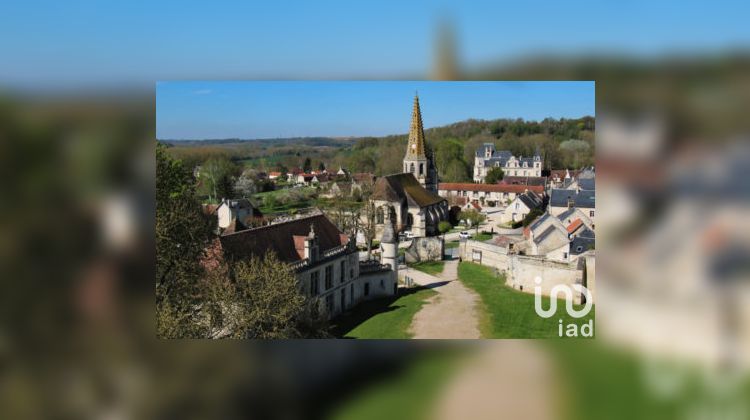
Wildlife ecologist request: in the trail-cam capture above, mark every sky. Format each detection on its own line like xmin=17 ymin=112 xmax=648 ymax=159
xmin=156 ymin=81 xmax=594 ymax=140
xmin=2 ymin=1 xmax=750 ymax=90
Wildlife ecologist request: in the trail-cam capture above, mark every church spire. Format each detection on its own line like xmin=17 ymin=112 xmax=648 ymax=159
xmin=405 ymin=93 xmax=426 ymax=159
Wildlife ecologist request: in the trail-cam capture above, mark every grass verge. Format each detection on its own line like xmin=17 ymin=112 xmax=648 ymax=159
xmin=458 ymin=262 xmax=594 ymax=338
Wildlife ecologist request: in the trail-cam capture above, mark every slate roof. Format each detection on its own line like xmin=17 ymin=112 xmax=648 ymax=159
xmin=516 ymin=191 xmax=543 ymax=209
xmin=549 ymin=189 xmax=595 ymax=209
xmin=500 ymin=176 xmax=547 ymax=186
xmin=372 ymin=173 xmax=445 ymax=208
xmin=219 ymin=213 xmax=348 ymax=264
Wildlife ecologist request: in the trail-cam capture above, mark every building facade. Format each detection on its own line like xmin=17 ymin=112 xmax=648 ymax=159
xmin=216 ymin=212 xmax=397 ymax=320
xmin=473 ymin=143 xmax=542 ymax=182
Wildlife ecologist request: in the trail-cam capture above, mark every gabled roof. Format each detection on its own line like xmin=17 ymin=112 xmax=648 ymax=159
xmin=372 ymin=173 xmax=445 ymax=208
xmin=219 ymin=213 xmax=348 ymax=264
xmin=550 ymin=189 xmax=595 ymax=209
xmin=516 ymin=191 xmax=543 ymax=209
xmin=352 ymin=173 xmax=376 ymax=184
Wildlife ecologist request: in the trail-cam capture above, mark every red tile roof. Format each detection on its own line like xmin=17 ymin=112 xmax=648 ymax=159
xmin=439 ymin=183 xmax=544 ymax=194
xmin=567 ymin=218 xmax=583 ymax=234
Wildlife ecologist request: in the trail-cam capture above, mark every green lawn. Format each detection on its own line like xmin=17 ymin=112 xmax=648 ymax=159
xmin=332 ymin=287 xmax=437 ymax=339
xmin=458 ymin=262 xmax=595 ymax=338
xmin=328 ymin=349 xmax=466 ymax=420
xmin=473 ymin=232 xmax=494 ymax=241
xmin=408 ymin=261 xmax=445 ymax=276
xmin=445 ymin=240 xmax=459 ymax=249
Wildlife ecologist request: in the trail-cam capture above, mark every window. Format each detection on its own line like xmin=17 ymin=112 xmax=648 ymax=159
xmin=589 ymin=210 xmax=594 ymax=217
xmin=419 ymin=163 xmax=424 ymax=175
xmin=410 ymin=163 xmax=415 ymax=173
xmin=340 ymin=260 xmax=346 ymax=283
xmin=310 ymin=271 xmax=319 ymax=296
xmin=325 ymin=265 xmax=333 ymax=290
xmin=576 ymin=246 xmax=583 ymax=252
xmin=515 ymin=202 xmax=519 ymax=210
xmin=350 ymin=268 xmax=354 ymax=279
xmin=340 ymin=289 xmax=346 ymax=311
xmin=376 ymin=207 xmax=384 ymax=224
xmin=364 ymin=282 xmax=370 ymax=296
xmin=563 ymin=252 xmax=568 ymax=259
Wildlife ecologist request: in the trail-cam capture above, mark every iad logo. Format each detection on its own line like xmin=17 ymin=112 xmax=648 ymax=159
xmin=534 ymin=277 xmax=594 ymax=337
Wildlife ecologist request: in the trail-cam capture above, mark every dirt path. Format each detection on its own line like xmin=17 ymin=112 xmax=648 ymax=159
xmin=432 ymin=342 xmax=557 ymax=420
xmin=407 ymin=259 xmax=481 ymax=339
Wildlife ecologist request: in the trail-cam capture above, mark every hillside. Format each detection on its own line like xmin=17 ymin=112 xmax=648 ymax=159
xmin=162 ymin=116 xmax=594 ymax=182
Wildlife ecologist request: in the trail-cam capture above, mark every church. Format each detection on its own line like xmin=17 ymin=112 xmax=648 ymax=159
xmin=370 ymin=94 xmax=449 ymax=238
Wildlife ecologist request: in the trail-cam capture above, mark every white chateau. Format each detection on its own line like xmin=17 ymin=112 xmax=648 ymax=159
xmin=473 ymin=143 xmax=542 ymax=182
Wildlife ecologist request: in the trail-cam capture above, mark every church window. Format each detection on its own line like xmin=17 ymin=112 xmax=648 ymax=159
xmin=376 ymin=207 xmax=384 ymax=224
xmin=419 ymin=163 xmax=424 ymax=175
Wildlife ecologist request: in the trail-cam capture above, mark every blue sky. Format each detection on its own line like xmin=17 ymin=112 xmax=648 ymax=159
xmin=2 ymin=1 xmax=750 ymax=90
xmin=156 ymin=81 xmax=594 ymax=139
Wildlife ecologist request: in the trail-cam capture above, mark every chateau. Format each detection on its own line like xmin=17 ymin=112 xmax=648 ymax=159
xmin=473 ymin=143 xmax=542 ymax=182
xmin=371 ymin=94 xmax=448 ymax=238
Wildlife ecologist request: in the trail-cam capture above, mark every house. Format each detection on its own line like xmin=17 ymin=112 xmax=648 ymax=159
xmin=526 ymin=214 xmax=571 ymax=262
xmin=438 ymin=183 xmax=545 ymax=208
xmin=215 ymin=198 xmax=263 ymax=233
xmin=549 ymin=188 xmax=595 ymax=222
xmin=213 ymin=212 xmax=397 ymax=320
xmin=473 ymin=143 xmax=542 ymax=182
xmin=500 ymin=190 xmax=543 ymax=224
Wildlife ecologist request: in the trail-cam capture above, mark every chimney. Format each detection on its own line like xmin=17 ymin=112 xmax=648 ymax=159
xmin=303 ymin=224 xmax=319 ymax=262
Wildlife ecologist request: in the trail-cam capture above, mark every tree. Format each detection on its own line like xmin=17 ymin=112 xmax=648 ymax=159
xmin=214 ymin=253 xmax=329 ymax=339
xmin=438 ymin=220 xmax=452 ymax=239
xmin=459 ymin=209 xmax=486 ymax=234
xmin=484 ymin=166 xmax=504 ymax=184
xmin=361 ymin=201 xmax=378 ymax=260
xmin=318 ymin=161 xmax=326 ymax=171
xmin=521 ymin=208 xmax=544 ymax=227
xmin=200 ymin=156 xmax=238 ymax=202
xmin=303 ymin=157 xmax=312 ymax=173
xmin=156 ymin=143 xmax=215 ymax=338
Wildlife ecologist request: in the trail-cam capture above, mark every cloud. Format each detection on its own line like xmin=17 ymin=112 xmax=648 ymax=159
xmin=192 ymin=89 xmax=213 ymax=95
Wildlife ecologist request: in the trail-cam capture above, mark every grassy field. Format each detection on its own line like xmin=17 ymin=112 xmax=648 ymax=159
xmin=332 ymin=287 xmax=437 ymax=339
xmin=458 ymin=262 xmax=595 ymax=338
xmin=408 ymin=261 xmax=445 ymax=276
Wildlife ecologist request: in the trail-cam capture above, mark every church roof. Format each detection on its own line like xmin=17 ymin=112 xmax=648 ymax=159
xmin=371 ymin=173 xmax=445 ymax=208
xmin=404 ymin=94 xmax=427 ymax=159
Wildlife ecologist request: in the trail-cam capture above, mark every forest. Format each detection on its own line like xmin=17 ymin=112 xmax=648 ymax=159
xmin=162 ymin=115 xmax=595 ymax=183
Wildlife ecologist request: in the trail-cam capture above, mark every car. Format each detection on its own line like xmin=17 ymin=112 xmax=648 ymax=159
xmin=459 ymin=231 xmax=471 ymax=240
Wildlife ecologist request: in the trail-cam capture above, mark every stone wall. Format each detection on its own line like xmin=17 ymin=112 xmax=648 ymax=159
xmin=405 ymin=237 xmax=444 ymax=263
xmin=461 ymin=239 xmax=590 ymax=304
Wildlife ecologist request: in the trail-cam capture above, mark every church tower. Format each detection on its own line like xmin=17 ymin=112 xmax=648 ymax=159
xmin=403 ymin=93 xmax=438 ymax=192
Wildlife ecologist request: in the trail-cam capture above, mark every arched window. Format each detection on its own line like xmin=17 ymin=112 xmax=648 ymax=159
xmin=419 ymin=163 xmax=424 ymax=175
xmin=388 ymin=206 xmax=397 ymax=224
xmin=410 ymin=163 xmax=415 ymax=173
xmin=376 ymin=207 xmax=384 ymax=224
xmin=406 ymin=213 xmax=414 ymax=227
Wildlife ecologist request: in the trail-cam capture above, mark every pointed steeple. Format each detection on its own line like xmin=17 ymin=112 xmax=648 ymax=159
xmin=405 ymin=93 xmax=426 ymax=159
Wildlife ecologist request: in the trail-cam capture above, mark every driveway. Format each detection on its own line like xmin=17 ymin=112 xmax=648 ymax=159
xmin=405 ymin=258 xmax=481 ymax=339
